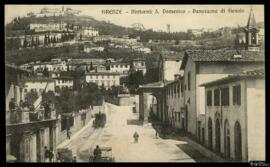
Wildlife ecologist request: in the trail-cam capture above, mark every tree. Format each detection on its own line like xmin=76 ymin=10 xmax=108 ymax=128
xmin=53 ymin=36 xmax=57 ymax=43
xmin=31 ymin=36 xmax=34 ymax=47
xmin=42 ymin=67 xmax=49 ymax=77
xmin=25 ymin=90 xmax=39 ymax=107
xmin=23 ymin=38 xmax=28 ymax=48
xmin=90 ymin=61 xmax=94 ymax=71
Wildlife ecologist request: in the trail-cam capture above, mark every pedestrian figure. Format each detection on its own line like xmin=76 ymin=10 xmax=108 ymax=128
xmin=44 ymin=146 xmax=50 ymax=162
xmin=49 ymin=147 xmax=54 ymax=162
xmin=56 ymin=152 xmax=61 ymax=162
xmin=67 ymin=130 xmax=72 ymax=139
xmin=93 ymin=145 xmax=102 ymax=162
xmin=155 ymin=129 xmax=159 ymax=139
xmin=72 ymin=156 xmax=77 ymax=162
xmin=133 ymin=131 xmax=139 ymax=143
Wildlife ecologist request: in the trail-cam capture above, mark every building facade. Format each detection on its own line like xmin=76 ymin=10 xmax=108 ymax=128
xmin=158 ymin=51 xmax=184 ymax=81
xmin=201 ymin=69 xmax=265 ymax=161
xmin=6 ymin=64 xmax=58 ymax=162
xmin=54 ymin=76 xmax=74 ymax=90
xmin=130 ymin=58 xmax=147 ymax=75
xmin=180 ymin=49 xmax=264 ymax=138
xmin=163 ymin=78 xmax=185 ymax=129
xmin=110 ymin=62 xmax=130 ymax=74
xmin=85 ymin=72 xmax=120 ymax=89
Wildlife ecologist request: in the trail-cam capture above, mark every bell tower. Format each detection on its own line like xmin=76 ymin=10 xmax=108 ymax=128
xmin=245 ymin=6 xmax=260 ymax=51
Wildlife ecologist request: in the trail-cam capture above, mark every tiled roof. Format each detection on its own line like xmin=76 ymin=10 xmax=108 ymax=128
xmin=21 ymin=77 xmax=55 ymax=83
xmin=161 ymin=51 xmax=184 ymax=60
xmin=110 ymin=62 xmax=130 ymax=65
xmin=247 ymin=8 xmax=258 ymax=29
xmin=186 ymin=49 xmax=264 ymax=62
xmin=85 ymin=72 xmax=120 ymax=75
xmin=236 ymin=69 xmax=265 ymax=77
xmin=5 ymin=63 xmax=32 ymax=73
xmin=200 ymin=68 xmax=265 ymax=87
xmin=138 ymin=80 xmax=173 ymax=89
xmin=55 ymin=76 xmax=74 ymax=80
xmin=181 ymin=49 xmax=264 ymax=69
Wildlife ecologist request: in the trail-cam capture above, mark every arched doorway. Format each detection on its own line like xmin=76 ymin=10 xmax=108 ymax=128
xmin=234 ymin=121 xmax=242 ymax=161
xmin=215 ymin=119 xmax=221 ymax=153
xmin=224 ymin=120 xmax=230 ymax=159
xmin=208 ymin=118 xmax=213 ymax=149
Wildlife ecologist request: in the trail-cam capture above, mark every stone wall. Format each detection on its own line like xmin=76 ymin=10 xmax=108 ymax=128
xmin=56 ymin=106 xmax=101 ymax=145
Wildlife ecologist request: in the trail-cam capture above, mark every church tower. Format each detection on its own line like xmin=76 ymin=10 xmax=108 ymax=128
xmin=245 ymin=6 xmax=260 ymax=51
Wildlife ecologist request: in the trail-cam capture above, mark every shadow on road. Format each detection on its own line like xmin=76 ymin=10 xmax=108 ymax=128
xmin=176 ymin=144 xmax=211 ymax=162
xmin=127 ymin=119 xmax=143 ymax=126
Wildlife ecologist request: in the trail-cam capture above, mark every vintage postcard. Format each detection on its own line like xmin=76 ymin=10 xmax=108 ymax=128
xmin=5 ymin=4 xmax=265 ymax=163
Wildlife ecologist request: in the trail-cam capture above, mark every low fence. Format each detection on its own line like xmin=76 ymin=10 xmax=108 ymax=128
xmin=56 ymin=106 xmax=102 ymax=145
xmin=104 ymin=96 xmax=119 ymax=105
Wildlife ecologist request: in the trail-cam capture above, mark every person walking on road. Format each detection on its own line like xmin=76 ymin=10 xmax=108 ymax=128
xmin=93 ymin=145 xmax=102 ymax=162
xmin=133 ymin=131 xmax=139 ymax=143
xmin=72 ymin=156 xmax=77 ymax=162
xmin=155 ymin=129 xmax=159 ymax=139
xmin=44 ymin=146 xmax=50 ymax=162
xmin=67 ymin=129 xmax=72 ymax=139
xmin=49 ymin=147 xmax=54 ymax=162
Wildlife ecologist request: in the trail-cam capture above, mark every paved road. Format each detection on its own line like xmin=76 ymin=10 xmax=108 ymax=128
xmin=61 ymin=103 xmax=214 ymax=162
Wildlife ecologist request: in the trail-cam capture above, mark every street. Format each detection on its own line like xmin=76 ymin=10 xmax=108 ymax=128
xmin=58 ymin=103 xmax=216 ymax=162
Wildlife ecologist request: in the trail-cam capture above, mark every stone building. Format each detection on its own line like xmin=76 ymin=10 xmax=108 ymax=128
xmin=6 ymin=64 xmax=58 ymax=162
xmin=201 ymin=69 xmax=265 ymax=161
xmin=130 ymin=58 xmax=147 ymax=75
xmin=180 ymin=49 xmax=264 ymax=138
xmin=110 ymin=62 xmax=130 ymax=74
xmin=85 ymin=72 xmax=120 ymax=89
xmin=163 ymin=76 xmax=185 ymax=129
xmin=158 ymin=51 xmax=184 ymax=81
xmin=54 ymin=76 xmax=74 ymax=90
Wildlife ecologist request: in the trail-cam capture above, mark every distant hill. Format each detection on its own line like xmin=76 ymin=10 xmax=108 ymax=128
xmin=5 ymin=14 xmax=134 ymax=36
xmin=5 ymin=14 xmax=194 ymax=41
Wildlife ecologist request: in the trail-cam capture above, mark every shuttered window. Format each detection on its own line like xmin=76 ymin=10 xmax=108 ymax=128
xmin=233 ymin=85 xmax=241 ymax=105
xmin=214 ymin=89 xmax=220 ymax=106
xmin=207 ymin=90 xmax=212 ymax=106
xmin=221 ymin=87 xmax=230 ymax=106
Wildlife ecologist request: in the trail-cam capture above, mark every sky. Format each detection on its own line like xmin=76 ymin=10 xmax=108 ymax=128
xmin=5 ymin=5 xmax=264 ymax=32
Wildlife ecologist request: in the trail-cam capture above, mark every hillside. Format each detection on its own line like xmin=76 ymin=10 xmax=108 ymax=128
xmin=6 ymin=14 xmax=134 ymax=37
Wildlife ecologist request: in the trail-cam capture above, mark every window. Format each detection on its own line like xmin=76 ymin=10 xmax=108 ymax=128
xmin=174 ymin=85 xmax=177 ymax=97
xmin=221 ymin=87 xmax=229 ymax=106
xmin=187 ymin=72 xmax=191 ymax=91
xmin=207 ymin=90 xmax=212 ymax=106
xmin=214 ymin=89 xmax=220 ymax=106
xmin=233 ymin=85 xmax=241 ymax=105
xmin=96 ymin=75 xmax=98 ymax=79
xmin=178 ymin=84 xmax=180 ymax=97
xmin=102 ymin=75 xmax=104 ymax=79
xmin=120 ymin=65 xmax=123 ymax=68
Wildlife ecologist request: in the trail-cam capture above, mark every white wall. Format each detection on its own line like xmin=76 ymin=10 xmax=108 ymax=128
xmin=247 ymin=79 xmax=265 ymax=161
xmin=24 ymin=81 xmax=55 ymax=96
xmin=163 ymin=60 xmax=182 ymax=81
xmin=85 ymin=74 xmax=120 ymax=88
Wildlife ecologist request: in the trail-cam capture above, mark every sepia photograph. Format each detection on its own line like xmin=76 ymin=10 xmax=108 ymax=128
xmin=4 ymin=4 xmax=265 ymax=163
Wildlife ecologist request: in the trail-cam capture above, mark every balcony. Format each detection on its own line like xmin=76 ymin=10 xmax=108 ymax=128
xmin=7 ymin=108 xmax=57 ymax=125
